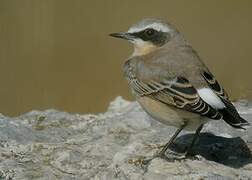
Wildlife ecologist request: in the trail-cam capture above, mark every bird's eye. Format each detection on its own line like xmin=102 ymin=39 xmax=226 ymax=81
xmin=145 ymin=28 xmax=156 ymax=37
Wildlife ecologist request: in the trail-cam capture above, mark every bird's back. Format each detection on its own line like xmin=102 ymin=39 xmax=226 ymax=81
xmin=130 ymin=40 xmax=208 ymax=88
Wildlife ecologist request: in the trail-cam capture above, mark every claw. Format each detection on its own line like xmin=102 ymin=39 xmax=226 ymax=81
xmin=128 ymin=156 xmax=154 ymax=166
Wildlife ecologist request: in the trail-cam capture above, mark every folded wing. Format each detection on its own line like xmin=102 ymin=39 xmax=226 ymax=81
xmin=202 ymin=71 xmax=250 ymax=129
xmin=125 ymin=67 xmax=222 ymax=120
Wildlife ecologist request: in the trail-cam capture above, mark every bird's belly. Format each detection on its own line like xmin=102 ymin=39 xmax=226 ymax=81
xmin=137 ymin=96 xmax=207 ymax=130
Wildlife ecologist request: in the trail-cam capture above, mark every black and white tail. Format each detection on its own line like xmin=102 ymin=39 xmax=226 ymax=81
xmin=219 ymin=98 xmax=250 ymax=129
xmin=197 ymin=87 xmax=250 ymax=130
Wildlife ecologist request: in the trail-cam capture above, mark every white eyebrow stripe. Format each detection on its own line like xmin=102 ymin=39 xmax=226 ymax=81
xmin=128 ymin=23 xmax=170 ymax=33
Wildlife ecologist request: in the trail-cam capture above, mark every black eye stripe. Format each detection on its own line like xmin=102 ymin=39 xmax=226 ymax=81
xmin=131 ymin=29 xmax=158 ymax=41
xmin=145 ymin=28 xmax=156 ymax=36
xmin=131 ymin=28 xmax=170 ymax=46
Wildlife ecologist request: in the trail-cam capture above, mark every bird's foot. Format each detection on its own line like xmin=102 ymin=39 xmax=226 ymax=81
xmin=156 ymin=149 xmax=199 ymax=161
xmin=127 ymin=152 xmax=199 ymax=168
xmin=128 ymin=156 xmax=155 ymax=167
xmin=161 ymin=150 xmax=187 ymax=160
xmin=127 ymin=151 xmax=170 ymax=167
xmin=128 ymin=150 xmax=199 ymax=167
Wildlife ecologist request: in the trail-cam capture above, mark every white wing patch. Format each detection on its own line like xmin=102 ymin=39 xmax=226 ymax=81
xmin=197 ymin=88 xmax=225 ymax=109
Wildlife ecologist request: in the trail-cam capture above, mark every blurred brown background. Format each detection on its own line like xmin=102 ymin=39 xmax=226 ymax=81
xmin=0 ymin=0 xmax=251 ymax=116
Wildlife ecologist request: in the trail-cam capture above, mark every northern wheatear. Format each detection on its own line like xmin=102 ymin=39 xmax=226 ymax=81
xmin=110 ymin=18 xmax=250 ymax=159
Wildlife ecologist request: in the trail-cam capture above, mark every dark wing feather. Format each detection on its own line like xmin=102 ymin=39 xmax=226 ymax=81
xmin=202 ymin=71 xmax=229 ymax=99
xmin=202 ymin=71 xmax=250 ymax=129
xmin=125 ymin=67 xmax=222 ymax=120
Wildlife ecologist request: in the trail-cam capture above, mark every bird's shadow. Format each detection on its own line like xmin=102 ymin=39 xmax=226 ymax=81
xmin=169 ymin=132 xmax=252 ymax=168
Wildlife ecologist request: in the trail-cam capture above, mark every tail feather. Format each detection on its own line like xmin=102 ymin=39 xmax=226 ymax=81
xmin=219 ymin=98 xmax=250 ymax=130
xmin=219 ymin=109 xmax=250 ymax=129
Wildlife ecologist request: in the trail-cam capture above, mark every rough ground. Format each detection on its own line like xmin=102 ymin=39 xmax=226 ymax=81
xmin=0 ymin=97 xmax=252 ymax=180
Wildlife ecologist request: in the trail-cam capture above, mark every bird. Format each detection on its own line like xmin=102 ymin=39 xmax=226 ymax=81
xmin=110 ymin=18 xmax=250 ymax=159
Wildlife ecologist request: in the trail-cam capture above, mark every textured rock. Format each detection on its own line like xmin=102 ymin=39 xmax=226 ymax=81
xmin=0 ymin=96 xmax=252 ymax=179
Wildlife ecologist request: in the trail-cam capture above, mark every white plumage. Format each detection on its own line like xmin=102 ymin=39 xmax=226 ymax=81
xmin=197 ymin=88 xmax=225 ymax=109
xmin=128 ymin=22 xmax=170 ymax=33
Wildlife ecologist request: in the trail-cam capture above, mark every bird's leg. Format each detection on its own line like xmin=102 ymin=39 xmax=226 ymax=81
xmin=184 ymin=124 xmax=204 ymax=156
xmin=140 ymin=124 xmax=186 ymax=165
xmin=158 ymin=124 xmax=204 ymax=160
xmin=157 ymin=124 xmax=186 ymax=158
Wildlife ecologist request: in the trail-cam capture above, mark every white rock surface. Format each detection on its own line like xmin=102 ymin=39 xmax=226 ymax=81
xmin=0 ymin=96 xmax=252 ymax=179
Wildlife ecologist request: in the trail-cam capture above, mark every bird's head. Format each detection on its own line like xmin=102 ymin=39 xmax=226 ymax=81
xmin=110 ymin=18 xmax=179 ymax=56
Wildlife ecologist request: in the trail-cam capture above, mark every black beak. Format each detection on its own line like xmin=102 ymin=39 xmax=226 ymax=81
xmin=109 ymin=32 xmax=134 ymax=40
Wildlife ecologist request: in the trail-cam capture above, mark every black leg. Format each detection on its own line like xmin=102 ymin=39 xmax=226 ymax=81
xmin=184 ymin=124 xmax=204 ymax=155
xmin=158 ymin=124 xmax=186 ymax=157
xmin=140 ymin=124 xmax=186 ymax=165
